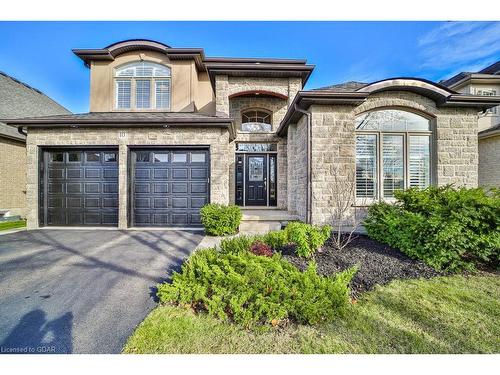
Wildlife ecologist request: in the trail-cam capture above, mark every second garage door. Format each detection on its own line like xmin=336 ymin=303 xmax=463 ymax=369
xmin=131 ymin=148 xmax=209 ymax=227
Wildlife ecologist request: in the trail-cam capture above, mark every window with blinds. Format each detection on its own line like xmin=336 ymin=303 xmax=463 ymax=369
xmin=355 ymin=135 xmax=377 ymax=198
xmin=114 ymin=61 xmax=171 ymax=110
xmin=355 ymin=109 xmax=432 ymax=201
xmin=155 ymin=80 xmax=170 ymax=109
xmin=135 ymin=80 xmax=151 ymax=109
xmin=116 ymin=80 xmax=131 ymax=109
xmin=382 ymin=135 xmax=404 ymax=198
xmin=409 ymin=135 xmax=430 ymax=188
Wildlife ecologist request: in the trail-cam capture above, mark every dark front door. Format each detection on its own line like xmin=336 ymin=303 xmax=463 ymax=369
xmin=42 ymin=149 xmax=119 ymax=226
xmin=245 ymin=154 xmax=267 ymax=206
xmin=131 ymin=148 xmax=209 ymax=227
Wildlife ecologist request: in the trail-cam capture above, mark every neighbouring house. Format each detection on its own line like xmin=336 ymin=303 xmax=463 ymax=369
xmin=0 ymin=72 xmax=70 ymax=219
xmin=4 ymin=40 xmax=500 ymax=230
xmin=440 ymin=61 xmax=500 ymax=189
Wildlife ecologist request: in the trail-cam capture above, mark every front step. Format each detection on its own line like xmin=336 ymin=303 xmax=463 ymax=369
xmin=239 ymin=209 xmax=299 ymax=235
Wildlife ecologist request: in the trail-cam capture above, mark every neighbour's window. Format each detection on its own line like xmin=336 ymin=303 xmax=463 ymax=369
xmin=115 ymin=61 xmax=171 ymax=110
xmin=475 ymin=89 xmax=498 ymax=115
xmin=241 ymin=109 xmax=272 ymax=132
xmin=355 ymin=109 xmax=431 ymax=201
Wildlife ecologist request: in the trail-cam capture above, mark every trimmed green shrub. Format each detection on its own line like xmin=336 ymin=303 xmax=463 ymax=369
xmin=157 ymin=247 xmax=356 ymax=327
xmin=219 ymin=235 xmax=258 ymax=255
xmin=364 ymin=186 xmax=500 ymax=272
xmin=200 ymin=204 xmax=242 ymax=236
xmin=283 ymin=222 xmax=332 ymax=258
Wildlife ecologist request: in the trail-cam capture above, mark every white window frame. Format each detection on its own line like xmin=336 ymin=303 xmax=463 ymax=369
xmin=355 ymin=109 xmax=433 ymax=205
xmin=114 ymin=61 xmax=171 ymax=111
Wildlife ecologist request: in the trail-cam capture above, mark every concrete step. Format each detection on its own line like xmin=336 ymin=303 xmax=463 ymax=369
xmin=239 ymin=221 xmax=283 ymax=235
xmin=241 ymin=209 xmax=299 ymax=222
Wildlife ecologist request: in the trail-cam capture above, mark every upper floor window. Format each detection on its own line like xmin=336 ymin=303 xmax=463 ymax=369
xmin=355 ymin=109 xmax=432 ymax=201
xmin=475 ymin=88 xmax=498 ymax=115
xmin=115 ymin=61 xmax=171 ymax=110
xmin=241 ymin=109 xmax=272 ymax=132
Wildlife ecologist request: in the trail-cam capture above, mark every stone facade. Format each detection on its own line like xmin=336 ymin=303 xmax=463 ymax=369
xmin=25 ymin=126 xmax=230 ymax=229
xmin=286 ymin=91 xmax=481 ymax=225
xmin=0 ymin=137 xmax=26 ymax=217
xmin=478 ymin=135 xmax=500 ymax=188
xmin=215 ymin=76 xmax=302 ymax=208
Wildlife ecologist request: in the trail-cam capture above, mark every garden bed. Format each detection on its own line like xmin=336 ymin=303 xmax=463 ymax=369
xmin=282 ymin=235 xmax=442 ymax=296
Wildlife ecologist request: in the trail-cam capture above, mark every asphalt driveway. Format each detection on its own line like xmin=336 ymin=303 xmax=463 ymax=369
xmin=0 ymin=229 xmax=203 ymax=354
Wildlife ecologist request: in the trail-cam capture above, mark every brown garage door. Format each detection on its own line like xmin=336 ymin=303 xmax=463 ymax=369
xmin=42 ymin=149 xmax=119 ymax=226
xmin=131 ymin=148 xmax=209 ymax=227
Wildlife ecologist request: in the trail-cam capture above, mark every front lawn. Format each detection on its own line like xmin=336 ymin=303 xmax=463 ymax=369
xmin=124 ymin=275 xmax=500 ymax=354
xmin=0 ymin=220 xmax=26 ymax=231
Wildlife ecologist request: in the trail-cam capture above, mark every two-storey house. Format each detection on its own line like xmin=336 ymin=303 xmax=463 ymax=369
xmin=5 ymin=40 xmax=500 ymax=230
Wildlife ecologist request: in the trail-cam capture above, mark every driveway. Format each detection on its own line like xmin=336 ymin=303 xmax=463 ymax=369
xmin=0 ymin=229 xmax=203 ymax=354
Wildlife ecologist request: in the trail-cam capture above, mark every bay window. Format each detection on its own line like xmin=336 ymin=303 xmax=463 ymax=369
xmin=115 ymin=61 xmax=171 ymax=110
xmin=355 ymin=109 xmax=432 ymax=201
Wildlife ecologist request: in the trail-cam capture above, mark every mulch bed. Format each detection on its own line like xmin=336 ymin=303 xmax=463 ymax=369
xmin=281 ymin=235 xmax=443 ymax=297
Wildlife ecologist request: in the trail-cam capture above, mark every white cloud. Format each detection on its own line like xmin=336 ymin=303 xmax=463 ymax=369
xmin=417 ymin=21 xmax=500 ymax=71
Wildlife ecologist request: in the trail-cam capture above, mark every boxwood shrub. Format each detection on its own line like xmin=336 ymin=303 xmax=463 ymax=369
xmin=200 ymin=204 xmax=242 ymax=236
xmin=364 ymin=186 xmax=500 ymax=272
xmin=157 ymin=247 xmax=356 ymax=327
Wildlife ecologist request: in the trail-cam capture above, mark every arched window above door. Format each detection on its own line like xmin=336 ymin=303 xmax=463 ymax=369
xmin=241 ymin=109 xmax=272 ymax=132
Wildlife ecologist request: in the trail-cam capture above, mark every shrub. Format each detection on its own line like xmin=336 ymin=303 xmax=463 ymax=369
xmin=200 ymin=204 xmax=242 ymax=236
xmin=219 ymin=235 xmax=257 ymax=254
xmin=250 ymin=241 xmax=273 ymax=257
xmin=364 ymin=186 xmax=500 ymax=272
xmin=157 ymin=248 xmax=356 ymax=327
xmin=262 ymin=230 xmax=288 ymax=251
xmin=283 ymin=222 xmax=332 ymax=258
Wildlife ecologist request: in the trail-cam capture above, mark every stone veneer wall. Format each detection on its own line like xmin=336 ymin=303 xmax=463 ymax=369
xmin=25 ymin=126 xmax=230 ymax=229
xmin=287 ymin=91 xmax=480 ymax=225
xmin=478 ymin=135 xmax=500 ymax=188
xmin=216 ymin=75 xmax=302 ymax=208
xmin=286 ymin=116 xmax=308 ymax=221
xmin=0 ymin=137 xmax=26 ymax=217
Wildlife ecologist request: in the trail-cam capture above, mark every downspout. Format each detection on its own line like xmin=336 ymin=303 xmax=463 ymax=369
xmin=18 ymin=126 xmax=27 ymax=137
xmin=294 ymin=104 xmax=312 ymax=224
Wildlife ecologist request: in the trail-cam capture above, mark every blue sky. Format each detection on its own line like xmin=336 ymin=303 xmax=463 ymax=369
xmin=0 ymin=21 xmax=498 ymax=113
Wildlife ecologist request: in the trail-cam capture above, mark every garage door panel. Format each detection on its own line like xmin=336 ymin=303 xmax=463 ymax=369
xmin=85 ymin=169 xmax=101 ymax=178
xmin=44 ymin=149 xmax=118 ymax=226
xmin=153 ymin=169 xmax=168 ymax=179
xmin=132 ymin=149 xmax=209 ymax=227
xmin=134 ymin=183 xmax=150 ymax=193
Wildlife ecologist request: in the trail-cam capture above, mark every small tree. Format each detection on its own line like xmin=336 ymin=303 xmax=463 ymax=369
xmin=329 ymin=166 xmax=361 ymax=251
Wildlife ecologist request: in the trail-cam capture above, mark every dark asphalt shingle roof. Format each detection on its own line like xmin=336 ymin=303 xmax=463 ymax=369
xmin=5 ymin=111 xmax=231 ymax=123
xmin=313 ymin=81 xmax=369 ymax=92
xmin=0 ymin=71 xmax=70 ymax=141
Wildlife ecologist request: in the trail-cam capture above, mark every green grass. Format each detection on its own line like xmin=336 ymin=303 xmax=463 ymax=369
xmin=0 ymin=220 xmax=26 ymax=231
xmin=124 ymin=275 xmax=500 ymax=354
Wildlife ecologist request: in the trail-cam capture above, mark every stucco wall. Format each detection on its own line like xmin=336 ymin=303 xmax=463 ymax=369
xmin=286 ymin=91 xmax=480 ymax=225
xmin=478 ymin=135 xmax=500 ymax=188
xmin=25 ymin=126 xmax=230 ymax=229
xmin=455 ymin=82 xmax=500 ymax=131
xmin=89 ymin=51 xmax=215 ymax=114
xmin=0 ymin=137 xmax=26 ymax=217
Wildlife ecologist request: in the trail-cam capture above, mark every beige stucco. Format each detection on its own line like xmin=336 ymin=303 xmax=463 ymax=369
xmin=89 ymin=51 xmax=215 ymax=114
xmin=25 ymin=126 xmax=230 ymax=229
xmin=0 ymin=137 xmax=26 ymax=217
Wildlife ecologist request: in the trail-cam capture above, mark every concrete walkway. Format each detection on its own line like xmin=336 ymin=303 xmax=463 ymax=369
xmin=0 ymin=229 xmax=202 ymax=354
